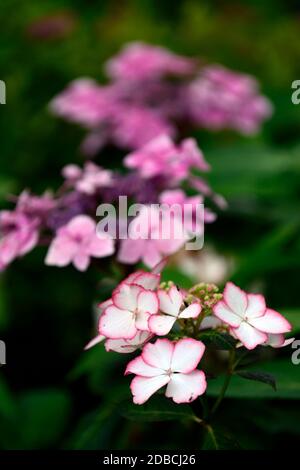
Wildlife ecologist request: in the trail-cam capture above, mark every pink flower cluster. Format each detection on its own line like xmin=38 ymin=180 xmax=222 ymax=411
xmin=87 ymin=268 xmax=293 ymax=405
xmin=0 ymin=136 xmax=218 ymax=272
xmin=50 ymin=42 xmax=272 ymax=155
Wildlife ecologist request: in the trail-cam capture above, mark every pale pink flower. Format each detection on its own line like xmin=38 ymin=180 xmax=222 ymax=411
xmin=213 ymin=282 xmax=291 ymax=350
xmin=105 ymin=42 xmax=195 ymax=81
xmin=125 ymin=338 xmax=206 ymax=404
xmin=264 ymin=334 xmax=295 ymax=349
xmin=45 ymin=215 xmax=114 ymax=271
xmin=124 ymin=135 xmax=209 ymax=183
xmin=0 ymin=211 xmax=39 ymax=271
xmin=118 ymin=206 xmax=188 ymax=268
xmin=62 ymin=162 xmax=113 ymax=195
xmin=149 ymin=286 xmax=201 ymax=335
xmin=99 ymin=282 xmax=159 ymax=339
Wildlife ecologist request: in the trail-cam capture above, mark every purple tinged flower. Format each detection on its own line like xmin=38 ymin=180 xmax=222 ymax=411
xmin=105 ymin=42 xmax=195 ymax=82
xmin=0 ymin=211 xmax=39 ymax=271
xmin=16 ymin=190 xmax=56 ymax=219
xmin=45 ymin=215 xmax=114 ymax=271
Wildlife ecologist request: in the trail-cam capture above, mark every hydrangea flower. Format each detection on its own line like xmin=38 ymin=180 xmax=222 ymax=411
xmin=62 ymin=162 xmax=113 ymax=195
xmin=149 ymin=286 xmax=201 ymax=335
xmin=125 ymin=338 xmax=207 ymax=404
xmin=124 ymin=135 xmax=209 ymax=182
xmin=105 ymin=42 xmax=195 ymax=81
xmin=99 ymin=282 xmax=159 ymax=339
xmin=213 ymin=282 xmax=291 ymax=349
xmin=45 ymin=215 xmax=114 ymax=271
xmin=0 ymin=211 xmax=39 ymax=271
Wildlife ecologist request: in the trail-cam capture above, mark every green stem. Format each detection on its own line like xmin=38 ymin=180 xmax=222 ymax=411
xmin=210 ymin=348 xmax=235 ymax=416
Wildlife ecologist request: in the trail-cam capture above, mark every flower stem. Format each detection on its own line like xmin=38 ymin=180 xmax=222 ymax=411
xmin=210 ymin=348 xmax=235 ymax=416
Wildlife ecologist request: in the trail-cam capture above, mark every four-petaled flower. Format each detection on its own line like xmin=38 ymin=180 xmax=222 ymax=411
xmin=125 ymin=338 xmax=207 ymax=404
xmin=45 ymin=214 xmax=114 ymax=271
xmin=149 ymin=286 xmax=201 ymax=335
xmin=213 ymin=282 xmax=291 ymax=350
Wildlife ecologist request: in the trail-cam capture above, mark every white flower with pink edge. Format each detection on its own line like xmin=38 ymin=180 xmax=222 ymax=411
xmin=125 ymin=338 xmax=207 ymax=404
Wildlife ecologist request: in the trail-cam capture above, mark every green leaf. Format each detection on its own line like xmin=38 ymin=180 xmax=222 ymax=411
xmin=207 ymin=359 xmax=300 ymax=399
xmin=236 ymin=370 xmax=276 ymax=391
xmin=0 ymin=374 xmax=16 ymax=420
xmin=120 ymin=396 xmax=197 ymax=422
xmin=199 ymin=330 xmax=236 ymax=350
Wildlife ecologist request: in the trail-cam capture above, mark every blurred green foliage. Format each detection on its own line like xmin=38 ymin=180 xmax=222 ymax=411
xmin=0 ymin=0 xmax=299 ymax=450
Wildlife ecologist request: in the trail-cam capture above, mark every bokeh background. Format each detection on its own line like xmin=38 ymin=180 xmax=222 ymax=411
xmin=0 ymin=0 xmax=300 ymax=450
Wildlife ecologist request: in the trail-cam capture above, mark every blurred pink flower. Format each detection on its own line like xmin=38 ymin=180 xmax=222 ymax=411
xmin=124 ymin=135 xmax=209 ymax=183
xmin=0 ymin=211 xmax=39 ymax=271
xmin=185 ymin=65 xmax=272 ymax=134
xmin=62 ymin=162 xmax=113 ymax=194
xmin=118 ymin=206 xmax=188 ymax=268
xmin=105 ymin=42 xmax=195 ymax=81
xmin=45 ymin=215 xmax=114 ymax=271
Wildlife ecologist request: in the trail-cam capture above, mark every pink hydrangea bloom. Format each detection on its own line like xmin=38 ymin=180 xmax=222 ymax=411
xmin=16 ymin=190 xmax=56 ymax=218
xmin=125 ymin=338 xmax=206 ymax=404
xmin=124 ymin=135 xmax=209 ymax=183
xmin=213 ymin=282 xmax=291 ymax=350
xmin=105 ymin=42 xmax=195 ymax=82
xmin=149 ymin=286 xmax=201 ymax=335
xmin=105 ymin=331 xmax=153 ymax=354
xmin=62 ymin=162 xmax=113 ymax=194
xmin=45 ymin=215 xmax=114 ymax=271
xmin=111 ymin=106 xmax=176 ymax=149
xmin=0 ymin=211 xmax=39 ymax=271
xmin=185 ymin=65 xmax=273 ymax=134
xmin=118 ymin=206 xmax=188 ymax=268
xmin=99 ymin=282 xmax=159 ymax=339
xmin=50 ymin=78 xmax=117 ymax=127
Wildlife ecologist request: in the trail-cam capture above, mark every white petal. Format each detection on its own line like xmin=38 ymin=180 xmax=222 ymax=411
xmin=133 ymin=272 xmax=160 ymax=290
xmin=166 ymin=371 xmax=207 ymax=403
xmin=245 ymin=293 xmax=266 ymax=319
xmin=112 ymin=283 xmax=142 ymax=311
xmin=130 ymin=375 xmax=170 ymax=405
xmin=135 ymin=311 xmax=151 ymax=331
xmin=148 ymin=314 xmax=176 ymax=336
xmin=213 ymin=300 xmax=242 ymax=327
xmin=125 ymin=356 xmax=164 ymax=377
xmin=232 ymin=321 xmax=267 ymax=350
xmin=223 ymin=282 xmax=248 ymax=317
xmin=158 ymin=286 xmax=183 ymax=317
xmin=105 ymin=331 xmax=152 ymax=354
xmin=179 ymin=302 xmax=201 ymax=319
xmin=137 ymin=290 xmax=159 ymax=314
xmin=142 ymin=338 xmax=174 ymax=370
xmin=249 ymin=308 xmax=292 ymax=334
xmin=84 ymin=335 xmax=105 ymax=350
xmin=99 ymin=305 xmax=136 ymax=339
xmin=171 ymin=338 xmax=205 ymax=373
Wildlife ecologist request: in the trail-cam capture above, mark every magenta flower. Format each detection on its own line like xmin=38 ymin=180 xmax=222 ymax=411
xmin=185 ymin=65 xmax=272 ymax=134
xmin=213 ymin=282 xmax=291 ymax=350
xmin=45 ymin=215 xmax=114 ymax=271
xmin=105 ymin=42 xmax=195 ymax=82
xmin=125 ymin=338 xmax=206 ymax=404
xmin=62 ymin=162 xmax=113 ymax=194
xmin=124 ymin=135 xmax=209 ymax=183
xmin=0 ymin=211 xmax=39 ymax=271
